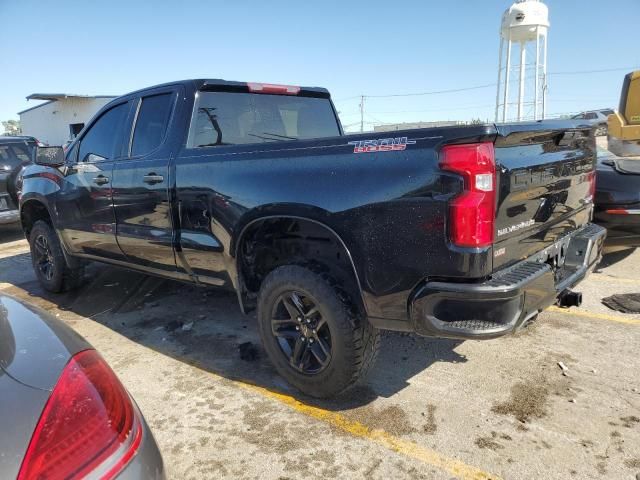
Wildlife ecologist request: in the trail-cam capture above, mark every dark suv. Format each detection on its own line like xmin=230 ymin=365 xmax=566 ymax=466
xmin=0 ymin=136 xmax=37 ymax=225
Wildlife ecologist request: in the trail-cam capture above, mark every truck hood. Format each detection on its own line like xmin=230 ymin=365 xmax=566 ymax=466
xmin=0 ymin=295 xmax=90 ymax=391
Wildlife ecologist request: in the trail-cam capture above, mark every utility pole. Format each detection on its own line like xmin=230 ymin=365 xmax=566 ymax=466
xmin=359 ymin=95 xmax=365 ymax=133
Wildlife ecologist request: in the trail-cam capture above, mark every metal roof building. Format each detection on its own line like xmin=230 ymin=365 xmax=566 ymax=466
xmin=18 ymin=93 xmax=116 ymax=146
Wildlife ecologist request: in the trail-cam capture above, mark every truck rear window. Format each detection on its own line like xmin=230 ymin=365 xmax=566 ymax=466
xmin=187 ymin=92 xmax=340 ymax=148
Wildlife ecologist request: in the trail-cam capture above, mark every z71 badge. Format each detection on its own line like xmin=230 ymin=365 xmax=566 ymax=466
xmin=348 ymin=137 xmax=416 ymax=153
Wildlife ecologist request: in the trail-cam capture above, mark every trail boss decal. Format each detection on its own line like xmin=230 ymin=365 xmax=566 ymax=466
xmin=348 ymin=137 xmax=416 ymax=153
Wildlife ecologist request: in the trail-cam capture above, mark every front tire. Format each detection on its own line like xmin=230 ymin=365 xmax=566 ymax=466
xmin=257 ymin=265 xmax=380 ymax=398
xmin=29 ymin=220 xmax=84 ymax=293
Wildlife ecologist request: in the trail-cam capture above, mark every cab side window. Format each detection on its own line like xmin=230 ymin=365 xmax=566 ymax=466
xmin=11 ymin=144 xmax=31 ymax=162
xmin=66 ymin=142 xmax=79 ymax=163
xmin=130 ymin=93 xmax=173 ymax=157
xmin=78 ymin=103 xmax=128 ymax=162
xmin=0 ymin=146 xmax=13 ymax=163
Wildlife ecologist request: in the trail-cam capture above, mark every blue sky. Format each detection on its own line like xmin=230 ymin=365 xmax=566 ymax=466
xmin=1 ymin=0 xmax=639 ymax=130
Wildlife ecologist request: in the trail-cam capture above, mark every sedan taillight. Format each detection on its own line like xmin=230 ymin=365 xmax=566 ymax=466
xmin=18 ymin=349 xmax=142 ymax=480
xmin=439 ymin=142 xmax=496 ymax=248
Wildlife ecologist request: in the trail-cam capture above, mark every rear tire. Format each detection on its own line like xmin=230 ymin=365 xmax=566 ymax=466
xmin=257 ymin=265 xmax=380 ymax=398
xmin=29 ymin=220 xmax=84 ymax=293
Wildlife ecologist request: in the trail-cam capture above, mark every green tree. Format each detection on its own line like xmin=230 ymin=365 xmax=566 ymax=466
xmin=2 ymin=119 xmax=21 ymax=136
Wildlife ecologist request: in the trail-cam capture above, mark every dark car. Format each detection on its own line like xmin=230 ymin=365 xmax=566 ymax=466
xmin=0 ymin=294 xmax=165 ymax=479
xmin=0 ymin=136 xmax=38 ymax=225
xmin=594 ymin=146 xmax=640 ymax=246
xmin=20 ymin=79 xmax=604 ymax=397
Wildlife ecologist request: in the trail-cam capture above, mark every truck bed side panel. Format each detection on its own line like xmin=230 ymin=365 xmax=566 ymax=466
xmin=174 ymin=126 xmax=496 ymax=320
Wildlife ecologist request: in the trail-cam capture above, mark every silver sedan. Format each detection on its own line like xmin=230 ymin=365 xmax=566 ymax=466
xmin=0 ymin=294 xmax=165 ymax=479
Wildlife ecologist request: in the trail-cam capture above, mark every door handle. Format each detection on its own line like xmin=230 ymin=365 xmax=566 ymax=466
xmin=143 ymin=174 xmax=164 ymax=185
xmin=92 ymin=175 xmax=109 ymax=185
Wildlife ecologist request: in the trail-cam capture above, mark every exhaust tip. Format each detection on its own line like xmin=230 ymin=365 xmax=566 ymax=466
xmin=558 ymin=290 xmax=582 ymax=308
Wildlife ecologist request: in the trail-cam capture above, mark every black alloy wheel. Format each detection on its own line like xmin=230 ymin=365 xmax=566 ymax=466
xmin=270 ymin=291 xmax=332 ymax=374
xmin=33 ymin=234 xmax=55 ymax=281
xmin=29 ymin=220 xmax=85 ymax=293
xmin=257 ymin=265 xmax=381 ymax=398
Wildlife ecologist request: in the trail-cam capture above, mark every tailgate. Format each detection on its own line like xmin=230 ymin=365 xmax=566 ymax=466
xmin=493 ymin=121 xmax=596 ymax=270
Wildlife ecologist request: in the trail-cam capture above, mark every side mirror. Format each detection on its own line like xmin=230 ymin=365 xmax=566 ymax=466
xmin=35 ymin=146 xmax=65 ymax=167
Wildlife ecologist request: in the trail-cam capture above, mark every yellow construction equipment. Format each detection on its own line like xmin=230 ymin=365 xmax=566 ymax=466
xmin=608 ymin=70 xmax=640 ymax=156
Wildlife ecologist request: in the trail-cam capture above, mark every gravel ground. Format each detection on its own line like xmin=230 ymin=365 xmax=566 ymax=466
xmin=1 ymin=220 xmax=639 ymax=480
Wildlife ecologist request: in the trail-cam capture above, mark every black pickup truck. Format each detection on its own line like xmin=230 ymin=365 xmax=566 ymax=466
xmin=20 ymin=79 xmax=605 ymax=397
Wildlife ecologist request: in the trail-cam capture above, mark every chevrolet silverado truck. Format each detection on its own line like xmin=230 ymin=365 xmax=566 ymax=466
xmin=19 ymin=79 xmax=605 ymax=397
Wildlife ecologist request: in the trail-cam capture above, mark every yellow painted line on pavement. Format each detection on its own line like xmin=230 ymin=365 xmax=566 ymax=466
xmin=0 ymin=247 xmax=30 ymax=260
xmin=237 ymin=382 xmax=501 ymax=480
xmin=0 ymin=282 xmax=500 ymax=480
xmin=547 ymin=306 xmax=640 ymax=325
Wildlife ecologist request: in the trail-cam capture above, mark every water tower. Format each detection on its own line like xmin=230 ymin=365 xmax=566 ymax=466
xmin=494 ymin=0 xmax=549 ymax=122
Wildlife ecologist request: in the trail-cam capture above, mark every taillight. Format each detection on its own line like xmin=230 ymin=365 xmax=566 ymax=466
xmin=18 ymin=350 xmax=142 ymax=480
xmin=606 ymin=209 xmax=640 ymax=215
xmin=247 ymin=82 xmax=301 ymax=95
xmin=439 ymin=142 xmax=496 ymax=248
xmin=587 ymin=170 xmax=596 ymax=202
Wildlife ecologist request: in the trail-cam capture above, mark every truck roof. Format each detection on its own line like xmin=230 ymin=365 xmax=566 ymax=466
xmin=117 ymin=79 xmax=331 ymax=100
xmin=0 ymin=136 xmax=37 ymax=144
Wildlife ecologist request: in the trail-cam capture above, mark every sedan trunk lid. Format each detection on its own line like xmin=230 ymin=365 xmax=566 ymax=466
xmin=0 ymin=295 xmax=89 ymax=391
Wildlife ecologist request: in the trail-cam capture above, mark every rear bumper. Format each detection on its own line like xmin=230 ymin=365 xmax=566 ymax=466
xmin=118 ymin=404 xmax=165 ymax=480
xmin=408 ymin=223 xmax=606 ymax=340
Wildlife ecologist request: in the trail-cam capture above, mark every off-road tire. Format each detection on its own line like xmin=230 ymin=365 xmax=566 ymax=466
xmin=257 ymin=265 xmax=380 ymax=398
xmin=29 ymin=220 xmax=84 ymax=293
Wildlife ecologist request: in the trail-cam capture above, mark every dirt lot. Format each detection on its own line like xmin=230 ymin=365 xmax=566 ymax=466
xmin=1 ymin=221 xmax=639 ymax=480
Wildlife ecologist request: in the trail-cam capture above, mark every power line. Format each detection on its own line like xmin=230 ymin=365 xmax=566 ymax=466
xmin=332 ymin=85 xmax=496 ymax=103
xmin=333 ymin=95 xmax=361 ymax=102
xmin=332 ymin=65 xmax=638 ymax=103
xmin=363 ymin=83 xmax=496 ymax=99
xmin=334 ymin=64 xmax=637 ymax=127
xmin=364 ymin=112 xmax=389 ymax=124
xmin=548 ymin=66 xmax=639 ymax=76
xmin=365 ymin=103 xmax=496 ymax=115
xmin=339 ymin=97 xmax=617 ymax=117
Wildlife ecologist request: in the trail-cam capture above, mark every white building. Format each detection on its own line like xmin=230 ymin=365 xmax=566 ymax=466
xmin=18 ymin=93 xmax=116 ymax=146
